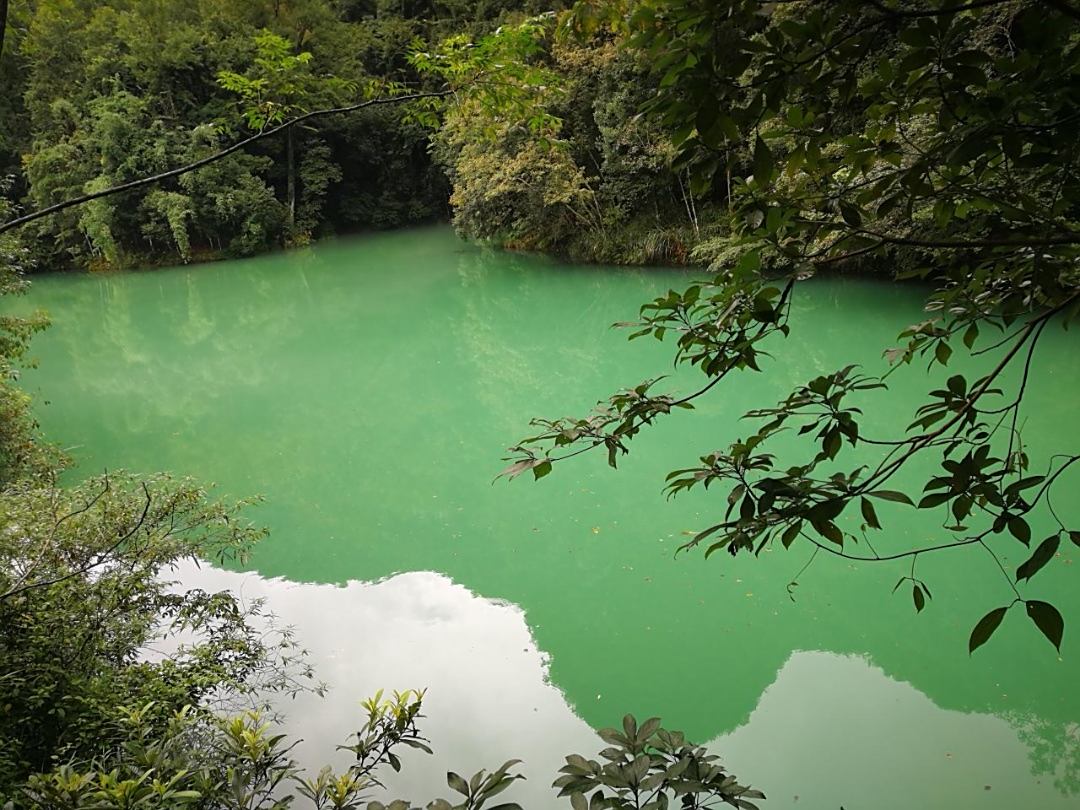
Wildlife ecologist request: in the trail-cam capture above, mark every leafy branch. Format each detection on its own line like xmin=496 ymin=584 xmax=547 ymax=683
xmin=504 ymin=0 xmax=1080 ymax=653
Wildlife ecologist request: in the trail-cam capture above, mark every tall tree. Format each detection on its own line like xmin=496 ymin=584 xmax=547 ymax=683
xmin=218 ymin=30 xmax=356 ymax=232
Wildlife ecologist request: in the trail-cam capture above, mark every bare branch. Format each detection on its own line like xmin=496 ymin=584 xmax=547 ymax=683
xmin=0 ymin=481 xmax=152 ymax=601
xmin=0 ymin=89 xmax=453 ymax=237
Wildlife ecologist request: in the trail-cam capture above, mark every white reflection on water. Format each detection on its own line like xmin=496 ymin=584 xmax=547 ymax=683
xmin=169 ymin=561 xmax=596 ymax=806
xmin=716 ymin=651 xmax=1072 ymax=809
xmin=171 ymin=562 xmax=1073 ymax=810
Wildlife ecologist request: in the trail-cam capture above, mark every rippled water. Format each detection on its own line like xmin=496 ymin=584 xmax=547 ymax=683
xmin=12 ymin=226 xmax=1080 ymax=808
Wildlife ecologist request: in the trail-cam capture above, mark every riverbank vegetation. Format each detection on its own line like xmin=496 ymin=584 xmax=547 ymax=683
xmin=1 ymin=210 xmax=765 ymax=807
xmin=0 ymin=0 xmax=721 ymax=270
xmin=496 ymin=0 xmax=1080 ymax=654
xmin=0 ymin=0 xmax=569 ymax=270
xmin=1 ymin=0 xmax=1078 ymax=805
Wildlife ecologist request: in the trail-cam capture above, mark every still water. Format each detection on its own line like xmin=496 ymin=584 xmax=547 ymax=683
xmin=13 ymin=226 xmax=1080 ymax=808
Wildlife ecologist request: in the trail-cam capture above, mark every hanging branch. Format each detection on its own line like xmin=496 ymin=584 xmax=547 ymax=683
xmin=0 ymin=89 xmax=453 ymax=237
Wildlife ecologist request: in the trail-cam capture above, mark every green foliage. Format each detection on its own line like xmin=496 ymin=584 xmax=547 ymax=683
xmin=0 ymin=5 xmax=782 ymax=805
xmin=0 ymin=191 xmax=54 ymax=484
xmin=7 ymin=692 xmax=761 ymax=810
xmin=414 ymin=16 xmax=702 ymax=261
xmin=554 ymin=715 xmax=763 ymax=810
xmin=1 ymin=0 xmax=557 ymax=270
xmin=218 ymin=31 xmax=334 ymax=132
xmin=506 ymin=0 xmax=1080 ymax=652
xmin=9 ymin=693 xmax=428 ymax=809
xmin=0 ymin=471 xmax=324 ymax=787
xmin=217 ymin=29 xmax=357 ymax=236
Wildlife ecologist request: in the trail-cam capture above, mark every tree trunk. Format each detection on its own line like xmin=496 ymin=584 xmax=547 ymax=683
xmin=1 ymin=0 xmax=9 ymax=63
xmin=286 ymin=125 xmax=296 ymax=232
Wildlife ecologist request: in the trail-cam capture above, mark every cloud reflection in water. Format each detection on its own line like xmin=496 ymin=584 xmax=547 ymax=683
xmin=171 ymin=562 xmax=1074 ymax=810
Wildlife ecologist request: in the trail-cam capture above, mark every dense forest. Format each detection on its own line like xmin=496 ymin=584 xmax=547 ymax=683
xmin=0 ymin=0 xmax=809 ymax=271
xmin=0 ymin=0 xmax=708 ymax=271
xmin=0 ymin=0 xmax=549 ymax=269
xmin=2 ymin=0 xmax=1079 ymax=807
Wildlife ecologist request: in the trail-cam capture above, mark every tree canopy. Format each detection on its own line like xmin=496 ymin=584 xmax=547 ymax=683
xmin=478 ymin=0 xmax=1080 ymax=654
xmin=0 ymin=0 xmax=564 ymax=269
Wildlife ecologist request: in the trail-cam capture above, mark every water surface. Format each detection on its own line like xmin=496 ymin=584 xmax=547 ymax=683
xmin=12 ymin=226 xmax=1080 ymax=808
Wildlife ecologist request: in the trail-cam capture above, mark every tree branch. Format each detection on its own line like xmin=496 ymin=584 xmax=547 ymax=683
xmin=854 ymin=299 xmax=1071 ymax=496
xmin=797 ymin=527 xmax=986 ymax=563
xmin=849 ymin=226 xmax=1080 ymax=249
xmin=0 ymin=482 xmax=152 ymax=601
xmin=865 ymin=0 xmax=1019 ymax=18
xmin=0 ymin=89 xmax=453 ymax=237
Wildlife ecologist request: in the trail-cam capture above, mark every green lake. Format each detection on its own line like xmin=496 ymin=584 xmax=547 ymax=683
xmin=11 ymin=225 xmax=1080 ymax=808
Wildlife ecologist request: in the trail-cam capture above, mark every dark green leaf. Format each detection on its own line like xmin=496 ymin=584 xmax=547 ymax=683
xmin=817 ymin=520 xmax=843 ymax=546
xmin=781 ymin=522 xmax=801 ymax=548
xmin=918 ymin=491 xmax=951 ymax=509
xmin=935 ymin=341 xmax=952 ymax=366
xmin=839 ymin=201 xmax=862 ymax=227
xmin=969 ymin=606 xmax=1008 ymax=654
xmin=1016 ymin=535 xmax=1060 ymax=583
xmin=753 ymin=136 xmax=774 ymax=185
xmin=962 ymin=323 xmax=979 ymax=349
xmin=860 ymin=497 xmax=881 ymax=529
xmin=448 ymin=772 xmax=470 ymax=797
xmin=1007 ymin=516 xmax=1031 ymax=546
xmin=1026 ymin=601 xmax=1064 ymax=652
xmin=869 ymin=490 xmax=914 ymax=506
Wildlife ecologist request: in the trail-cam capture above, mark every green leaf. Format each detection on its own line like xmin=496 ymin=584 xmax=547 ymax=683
xmin=1016 ymin=535 xmax=1060 ymax=583
xmin=962 ymin=322 xmax=979 ymax=349
xmin=969 ymin=606 xmax=1008 ymax=654
xmin=839 ymin=201 xmax=862 ymax=227
xmin=532 ymin=460 xmax=552 ymax=480
xmin=1025 ymin=600 xmax=1064 ymax=652
xmin=1070 ymin=531 xmax=1080 ymax=548
xmin=860 ymin=497 xmax=881 ymax=529
xmin=935 ymin=341 xmax=952 ymax=366
xmin=912 ymin=584 xmax=925 ymax=613
xmin=736 ymin=248 xmax=762 ymax=274
xmin=899 ymin=26 xmax=933 ymax=48
xmin=448 ymin=772 xmax=470 ymax=797
xmin=1007 ymin=516 xmax=1031 ymax=545
xmin=753 ymin=136 xmax=774 ymax=185
xmin=868 ymin=490 xmax=914 ymax=506
xmin=823 ymin=428 xmax=841 ymax=459
xmin=816 ymin=520 xmax=843 ymax=546
xmin=918 ymin=491 xmax=951 ymax=510
xmin=637 ymin=716 xmax=662 ymax=741
xmin=781 ymin=522 xmax=801 ymax=548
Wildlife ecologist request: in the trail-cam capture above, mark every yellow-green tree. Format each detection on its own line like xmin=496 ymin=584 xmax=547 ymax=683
xmin=218 ymin=30 xmax=355 ymax=233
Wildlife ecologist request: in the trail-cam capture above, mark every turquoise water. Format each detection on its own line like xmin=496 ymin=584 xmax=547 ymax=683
xmin=10 ymin=226 xmax=1080 ymax=808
